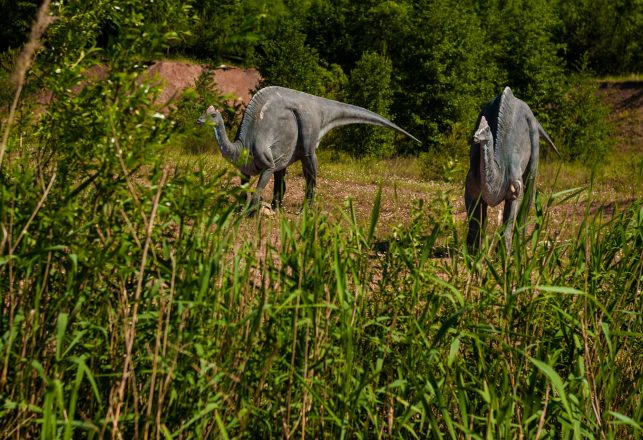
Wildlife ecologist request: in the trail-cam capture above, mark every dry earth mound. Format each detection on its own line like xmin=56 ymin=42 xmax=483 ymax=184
xmin=37 ymin=60 xmax=262 ymax=111
xmin=147 ymin=60 xmax=261 ymax=108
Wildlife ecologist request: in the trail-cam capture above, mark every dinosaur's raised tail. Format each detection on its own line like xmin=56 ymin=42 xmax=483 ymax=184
xmin=537 ymin=123 xmax=560 ymax=157
xmin=319 ymin=101 xmax=421 ymax=144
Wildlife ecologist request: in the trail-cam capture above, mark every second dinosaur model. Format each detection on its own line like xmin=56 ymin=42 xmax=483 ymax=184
xmin=465 ymin=87 xmax=559 ymax=253
xmin=197 ymin=86 xmax=420 ymax=212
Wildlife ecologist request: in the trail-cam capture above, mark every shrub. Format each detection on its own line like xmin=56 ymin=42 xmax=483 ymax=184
xmin=551 ymin=74 xmax=613 ymax=164
xmin=340 ymin=51 xmax=396 ymax=158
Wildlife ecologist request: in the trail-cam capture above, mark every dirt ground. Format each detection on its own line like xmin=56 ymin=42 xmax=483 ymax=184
xmin=598 ymin=81 xmax=643 ymax=154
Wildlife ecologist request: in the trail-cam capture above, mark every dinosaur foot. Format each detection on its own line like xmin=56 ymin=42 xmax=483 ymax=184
xmin=259 ymin=201 xmax=275 ymax=217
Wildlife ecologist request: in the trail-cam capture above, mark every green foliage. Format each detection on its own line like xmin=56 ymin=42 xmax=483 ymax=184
xmin=92 ymin=0 xmax=196 ymax=58
xmin=557 ymin=0 xmax=643 ymax=75
xmin=0 ymin=0 xmax=38 ymax=51
xmin=186 ymin=0 xmax=280 ymax=63
xmin=1 ymin=2 xmax=641 ymax=437
xmin=419 ymin=122 xmax=469 ymax=180
xmin=394 ymin=0 xmax=500 ymax=152
xmin=256 ymin=19 xmax=347 ymax=97
xmin=341 ymin=51 xmax=396 ymax=158
xmin=0 ymin=51 xmax=18 ymax=112
xmin=491 ymin=0 xmax=566 ymax=112
xmin=172 ymin=70 xmax=234 ymax=155
xmin=551 ymin=74 xmax=614 ymax=163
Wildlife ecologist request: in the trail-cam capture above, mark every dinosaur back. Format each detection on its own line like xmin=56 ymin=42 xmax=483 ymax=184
xmin=495 ymin=87 xmax=517 ymax=148
xmin=237 ymin=86 xmax=420 ymax=144
xmin=236 ymin=86 xmax=279 ymax=143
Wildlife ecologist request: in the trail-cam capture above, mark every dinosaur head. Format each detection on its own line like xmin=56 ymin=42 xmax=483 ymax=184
xmin=197 ymin=105 xmax=222 ymax=125
xmin=473 ymin=116 xmax=492 ymax=144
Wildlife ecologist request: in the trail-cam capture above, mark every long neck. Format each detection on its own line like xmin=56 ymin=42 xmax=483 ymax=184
xmin=479 ymin=136 xmax=505 ymax=203
xmin=212 ymin=113 xmax=242 ymax=163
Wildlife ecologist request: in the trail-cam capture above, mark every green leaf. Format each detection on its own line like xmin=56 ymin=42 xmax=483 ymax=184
xmin=530 ymin=358 xmax=573 ymax=420
xmin=607 ymin=411 xmax=642 ymax=431
xmin=367 ymin=184 xmax=382 ymax=244
xmin=448 ymin=337 xmax=460 ymax=367
xmin=55 ymin=313 xmax=69 ymax=362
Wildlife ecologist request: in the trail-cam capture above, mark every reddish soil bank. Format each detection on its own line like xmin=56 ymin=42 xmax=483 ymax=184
xmin=147 ymin=61 xmax=261 ymax=108
xmin=36 ymin=60 xmax=262 ymax=111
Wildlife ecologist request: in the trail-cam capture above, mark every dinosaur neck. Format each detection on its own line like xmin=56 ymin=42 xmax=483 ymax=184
xmin=212 ymin=113 xmax=242 ymax=163
xmin=479 ymin=136 xmax=505 ymax=203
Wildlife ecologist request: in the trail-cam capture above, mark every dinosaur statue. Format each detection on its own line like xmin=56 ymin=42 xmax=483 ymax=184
xmin=465 ymin=86 xmax=559 ymax=253
xmin=197 ymin=86 xmax=420 ymax=212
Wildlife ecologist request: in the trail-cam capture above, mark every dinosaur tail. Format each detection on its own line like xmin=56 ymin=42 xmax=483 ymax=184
xmin=320 ymin=101 xmax=421 ymax=144
xmin=538 ymin=122 xmax=560 ymax=157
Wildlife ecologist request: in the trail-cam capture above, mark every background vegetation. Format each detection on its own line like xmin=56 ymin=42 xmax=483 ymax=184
xmin=3 ymin=0 xmax=642 ymax=160
xmin=0 ymin=0 xmax=641 ymax=438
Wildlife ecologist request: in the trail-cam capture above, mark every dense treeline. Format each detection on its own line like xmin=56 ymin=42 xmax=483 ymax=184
xmin=2 ymin=0 xmax=640 ymax=160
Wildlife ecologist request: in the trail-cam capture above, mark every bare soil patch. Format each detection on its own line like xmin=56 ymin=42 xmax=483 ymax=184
xmin=598 ymin=81 xmax=643 ymax=154
xmin=147 ymin=61 xmax=261 ymax=108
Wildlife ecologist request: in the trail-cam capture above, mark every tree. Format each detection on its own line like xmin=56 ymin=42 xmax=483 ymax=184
xmin=341 ymin=51 xmax=396 ymax=157
xmin=0 ymin=0 xmax=39 ymax=51
xmin=492 ymin=0 xmax=566 ymax=116
xmin=556 ymin=0 xmax=643 ymax=74
xmin=256 ymin=19 xmax=346 ymax=97
xmin=394 ymin=0 xmax=499 ymax=152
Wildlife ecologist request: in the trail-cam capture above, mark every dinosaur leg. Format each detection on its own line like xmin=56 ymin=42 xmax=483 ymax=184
xmin=517 ymin=175 xmax=536 ymax=237
xmin=240 ymin=173 xmax=251 ymax=210
xmin=511 ymin=120 xmax=540 ymax=241
xmin=521 ymin=124 xmax=540 ymax=228
xmin=271 ymin=169 xmax=286 ymax=210
xmin=502 ymin=198 xmax=521 ymax=254
xmin=465 ymin=189 xmax=487 ymax=253
xmin=247 ymin=167 xmax=275 ymax=214
xmin=301 ymin=154 xmax=318 ymax=208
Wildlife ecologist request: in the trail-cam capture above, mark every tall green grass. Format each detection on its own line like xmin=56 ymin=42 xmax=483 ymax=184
xmin=1 ymin=157 xmax=641 ymax=438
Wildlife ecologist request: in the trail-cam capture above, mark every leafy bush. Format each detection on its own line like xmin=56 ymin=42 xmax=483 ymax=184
xmin=171 ymin=69 xmax=234 ymax=155
xmin=340 ymin=51 xmax=396 ymax=158
xmin=551 ymin=74 xmax=613 ymax=163
xmin=420 ymin=122 xmax=469 ymax=181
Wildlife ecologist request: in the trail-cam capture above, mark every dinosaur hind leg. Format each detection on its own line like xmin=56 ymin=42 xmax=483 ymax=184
xmin=301 ymin=153 xmax=318 ymax=209
xmin=246 ymin=167 xmax=275 ymax=215
xmin=465 ymin=189 xmax=488 ymax=253
xmin=271 ymin=169 xmax=286 ymax=210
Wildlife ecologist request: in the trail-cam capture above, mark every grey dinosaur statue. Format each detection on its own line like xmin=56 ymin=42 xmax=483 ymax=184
xmin=465 ymin=86 xmax=559 ymax=253
xmin=197 ymin=86 xmax=420 ymax=212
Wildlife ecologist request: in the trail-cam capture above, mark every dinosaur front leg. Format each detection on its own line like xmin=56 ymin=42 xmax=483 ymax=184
xmin=239 ymin=173 xmax=251 ymax=211
xmin=301 ymin=154 xmax=318 ymax=209
xmin=501 ymin=198 xmax=520 ymax=254
xmin=271 ymin=169 xmax=286 ymax=210
xmin=465 ymin=189 xmax=488 ymax=253
xmin=247 ymin=167 xmax=274 ymax=214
